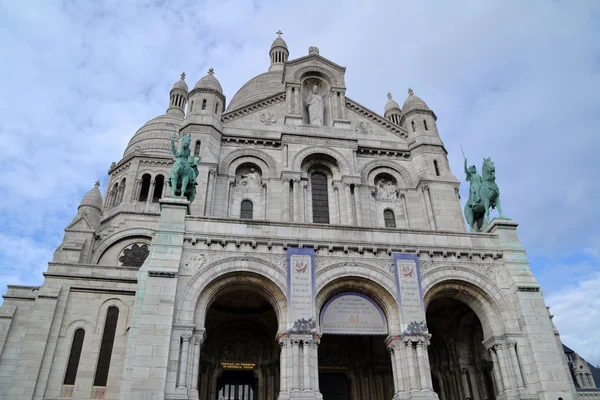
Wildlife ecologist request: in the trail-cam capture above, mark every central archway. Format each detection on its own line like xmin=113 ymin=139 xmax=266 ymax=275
xmin=198 ymin=283 xmax=280 ymax=400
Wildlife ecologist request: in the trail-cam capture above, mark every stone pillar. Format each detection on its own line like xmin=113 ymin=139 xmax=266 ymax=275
xmin=422 ymin=186 xmax=436 ymax=230
xmin=311 ymin=339 xmax=320 ymax=395
xmin=279 ymin=338 xmax=289 ymax=394
xmin=294 ymin=86 xmax=301 ymax=115
xmin=488 ymin=346 xmax=504 ymax=394
xmin=405 ymin=341 xmax=419 ymax=391
xmin=333 ymin=183 xmax=342 ymax=224
xmin=177 ymin=333 xmax=192 ymax=391
xmin=354 ymin=185 xmax=363 ymax=226
xmin=146 ymin=179 xmax=156 ymax=204
xmin=344 ymin=183 xmax=354 ymax=225
xmin=303 ymin=340 xmax=311 ymax=390
xmin=468 ymin=365 xmax=481 ymax=400
xmin=190 ymin=334 xmax=204 ymax=399
xmin=400 ymin=193 xmax=410 ymax=228
xmin=332 ymin=90 xmax=339 ymax=120
xmin=389 ymin=340 xmax=406 ymax=395
xmin=293 ymin=178 xmax=302 ymax=223
xmin=460 ymin=368 xmax=471 ymax=399
xmin=204 ymin=170 xmax=215 ymax=216
xmin=283 ymin=179 xmax=290 ymax=222
xmin=292 ymin=338 xmax=301 ymax=391
xmin=286 ymin=87 xmax=293 ymax=114
xmin=339 ymin=91 xmax=346 ymax=119
xmin=436 ymin=373 xmax=446 ymax=400
xmin=416 ymin=340 xmax=430 ymax=390
xmin=507 ymin=340 xmax=525 ymax=388
xmin=389 ymin=346 xmax=399 ymax=394
xmin=283 ymin=144 xmax=288 ymax=168
xmin=369 ymin=186 xmax=377 ymax=226
xmin=305 ymin=180 xmax=313 ymax=223
xmin=131 ymin=179 xmax=142 ymax=202
xmin=494 ymin=342 xmax=513 ymax=392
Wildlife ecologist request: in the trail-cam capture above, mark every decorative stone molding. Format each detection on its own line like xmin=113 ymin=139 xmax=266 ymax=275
xmin=179 ymin=125 xmax=222 ymax=141
xmin=517 ymin=285 xmax=540 ymax=292
xmin=260 ymin=111 xmax=277 ymax=125
xmin=221 ymin=136 xmax=281 ymax=148
xmin=345 ymin=97 xmax=408 ymax=138
xmin=218 ymin=148 xmax=280 ymax=178
xmin=148 ymin=271 xmax=178 ymax=278
xmin=419 ymin=260 xmax=501 ymax=286
xmin=188 ymin=86 xmax=226 ymax=105
xmin=357 ymin=147 xmax=410 ymax=159
xmin=282 ymin=134 xmax=357 ymax=149
xmin=399 ymin=108 xmax=438 ymax=126
xmin=183 ymin=252 xmax=286 ymax=276
xmin=222 ymin=93 xmax=286 ymax=122
xmin=354 ymin=121 xmax=372 ymax=134
xmin=282 ymin=124 xmax=354 ymax=137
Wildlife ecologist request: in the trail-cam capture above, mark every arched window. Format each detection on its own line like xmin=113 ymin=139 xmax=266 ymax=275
xmin=240 ymin=200 xmax=253 ymax=219
xmin=411 ymin=121 xmax=415 ymax=132
xmin=423 ymin=119 xmax=428 ymax=130
xmin=138 ymin=174 xmax=151 ymax=202
xmin=94 ymin=307 xmax=119 ymax=387
xmin=110 ymin=183 xmax=119 ymax=208
xmin=384 ymin=209 xmax=396 ymax=228
xmin=201 ymin=99 xmax=206 ymax=110
xmin=433 ymin=160 xmax=440 ymax=176
xmin=194 ymin=140 xmax=201 ymax=156
xmin=311 ymin=173 xmax=330 ymax=224
xmin=153 ymin=175 xmax=164 ymax=202
xmin=189 ymin=100 xmax=194 ymax=112
xmin=63 ymin=328 xmax=85 ymax=385
xmin=215 ymin=102 xmax=219 ymax=114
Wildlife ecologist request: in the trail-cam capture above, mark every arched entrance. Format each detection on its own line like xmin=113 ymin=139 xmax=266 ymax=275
xmin=199 ymin=286 xmax=280 ymax=400
xmin=426 ymin=297 xmax=496 ymax=400
xmin=318 ymin=292 xmax=394 ymax=400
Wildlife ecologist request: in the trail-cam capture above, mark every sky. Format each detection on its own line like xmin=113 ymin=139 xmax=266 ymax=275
xmin=0 ymin=0 xmax=599 ymax=366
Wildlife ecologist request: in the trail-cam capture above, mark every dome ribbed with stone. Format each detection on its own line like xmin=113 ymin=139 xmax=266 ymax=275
xmin=226 ymin=70 xmax=285 ymax=112
xmin=402 ymin=88 xmax=430 ymax=113
xmin=194 ymin=68 xmax=223 ymax=93
xmin=172 ymin=73 xmax=188 ymax=91
xmin=123 ymin=113 xmax=183 ymax=157
xmin=79 ymin=183 xmax=103 ymax=211
xmin=271 ymin=35 xmax=288 ymax=51
xmin=385 ymin=93 xmax=401 ymax=113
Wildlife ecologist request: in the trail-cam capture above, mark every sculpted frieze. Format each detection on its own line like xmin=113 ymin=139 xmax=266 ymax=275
xmin=282 ymin=135 xmax=357 ymax=149
xmin=419 ymin=260 xmax=506 ymax=286
xmin=282 ymin=124 xmax=354 ymax=138
xmin=314 ymin=256 xmax=394 ymax=279
xmin=183 ymin=251 xmax=286 ymax=276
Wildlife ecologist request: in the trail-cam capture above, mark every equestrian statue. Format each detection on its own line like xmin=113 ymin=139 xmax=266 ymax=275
xmin=169 ymin=133 xmax=199 ymax=202
xmin=463 ymin=152 xmax=506 ymax=232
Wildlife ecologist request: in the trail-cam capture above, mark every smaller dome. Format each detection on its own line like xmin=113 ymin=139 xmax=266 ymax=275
xmin=194 ymin=68 xmax=223 ymax=93
xmin=402 ymin=88 xmax=430 ymax=113
xmin=271 ymin=31 xmax=288 ymax=51
xmin=172 ymin=72 xmax=188 ymax=91
xmin=79 ymin=182 xmax=103 ymax=211
xmin=385 ymin=92 xmax=401 ymax=113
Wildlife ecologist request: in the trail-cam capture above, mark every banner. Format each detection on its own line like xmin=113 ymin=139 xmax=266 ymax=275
xmin=287 ymin=248 xmax=316 ymax=332
xmin=393 ymin=253 xmax=428 ymax=335
xmin=320 ymin=292 xmax=388 ymax=335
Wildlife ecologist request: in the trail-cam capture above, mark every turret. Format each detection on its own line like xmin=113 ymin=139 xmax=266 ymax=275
xmin=78 ymin=180 xmax=103 ymax=230
xmin=167 ymin=72 xmax=188 ymax=117
xmin=184 ymin=68 xmax=225 ymax=131
xmin=269 ymin=30 xmax=289 ymax=72
xmin=400 ymin=88 xmax=439 ymax=139
xmin=384 ymin=92 xmax=402 ymax=125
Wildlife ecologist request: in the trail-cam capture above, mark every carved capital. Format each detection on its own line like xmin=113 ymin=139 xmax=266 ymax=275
xmin=422 ymin=185 xmax=430 ymax=192
xmin=181 ymin=332 xmax=192 ymax=342
xmin=194 ymin=336 xmax=204 ymax=346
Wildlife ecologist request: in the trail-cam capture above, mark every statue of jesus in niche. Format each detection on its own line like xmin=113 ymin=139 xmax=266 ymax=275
xmin=306 ymin=84 xmax=324 ymax=126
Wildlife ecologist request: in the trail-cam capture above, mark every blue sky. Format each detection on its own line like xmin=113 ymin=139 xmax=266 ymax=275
xmin=1 ymin=0 xmax=599 ymax=365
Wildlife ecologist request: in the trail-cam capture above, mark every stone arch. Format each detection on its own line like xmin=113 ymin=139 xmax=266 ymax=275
xmin=292 ymin=146 xmax=352 ymax=176
xmin=360 ymin=159 xmax=415 ymax=187
xmin=315 ymin=265 xmax=400 ymax=334
xmin=293 ymin=65 xmax=341 ymax=87
xmin=177 ymin=256 xmax=287 ymax=329
xmin=422 ymin=274 xmax=513 ymax=340
xmin=94 ymin=297 xmax=130 ymax=336
xmin=219 ymin=148 xmax=279 ymax=178
xmin=60 ymin=318 xmax=95 ymax=338
xmin=93 ymin=229 xmax=154 ymax=264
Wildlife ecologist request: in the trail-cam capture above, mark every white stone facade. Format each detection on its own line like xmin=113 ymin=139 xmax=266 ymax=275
xmin=0 ymin=35 xmax=581 ymax=400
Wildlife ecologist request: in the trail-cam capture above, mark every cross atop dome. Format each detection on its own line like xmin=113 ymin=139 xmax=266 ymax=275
xmin=387 ymin=92 xmax=393 ymax=100
xmin=94 ymin=180 xmax=100 ymax=188
xmin=208 ymin=67 xmax=214 ymax=75
xmin=276 ymin=30 xmax=283 ymax=37
xmin=408 ymin=88 xmax=414 ymax=95
xmin=181 ymin=72 xmax=186 ymax=80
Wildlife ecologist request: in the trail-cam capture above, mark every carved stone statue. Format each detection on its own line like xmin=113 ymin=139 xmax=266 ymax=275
xmin=236 ymin=167 xmax=262 ymax=192
xmin=464 ymin=157 xmax=506 ymax=232
xmin=168 ymin=133 xmax=199 ymax=202
xmin=375 ymin=178 xmax=398 ymax=200
xmin=306 ymin=85 xmax=324 ymax=126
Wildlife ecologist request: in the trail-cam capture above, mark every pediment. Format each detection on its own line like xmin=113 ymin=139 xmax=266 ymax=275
xmin=65 ymin=214 xmax=93 ymax=232
xmin=345 ymin=97 xmax=408 ymax=142
xmin=284 ymin=54 xmax=347 ymax=87
xmin=222 ymin=97 xmax=287 ymax=129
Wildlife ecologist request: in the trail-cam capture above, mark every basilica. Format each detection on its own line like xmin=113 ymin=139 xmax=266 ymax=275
xmin=0 ymin=34 xmax=590 ymax=400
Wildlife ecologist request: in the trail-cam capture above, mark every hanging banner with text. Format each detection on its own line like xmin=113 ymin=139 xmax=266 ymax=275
xmin=393 ymin=253 xmax=428 ymax=336
xmin=287 ymin=248 xmax=316 ymax=333
xmin=320 ymin=292 xmax=388 ymax=335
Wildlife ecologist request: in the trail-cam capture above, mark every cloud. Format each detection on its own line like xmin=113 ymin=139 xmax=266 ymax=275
xmin=0 ymin=0 xmax=599 ymax=363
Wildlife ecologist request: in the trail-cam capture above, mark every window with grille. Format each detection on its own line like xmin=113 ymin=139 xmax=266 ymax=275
xmin=240 ymin=200 xmax=253 ymax=220
xmin=311 ymin=173 xmax=330 ymax=224
xmin=63 ymin=329 xmax=85 ymax=385
xmin=384 ymin=209 xmax=396 ymax=228
xmin=94 ymin=307 xmax=119 ymax=387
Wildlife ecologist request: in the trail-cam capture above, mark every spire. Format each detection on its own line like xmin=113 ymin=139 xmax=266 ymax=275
xmin=269 ymin=31 xmax=289 ymax=72
xmin=79 ymin=181 xmax=103 ymax=212
xmin=402 ymin=87 xmax=430 ymax=113
xmin=167 ymin=73 xmax=189 ymax=117
xmin=384 ymin=91 xmax=401 ymax=122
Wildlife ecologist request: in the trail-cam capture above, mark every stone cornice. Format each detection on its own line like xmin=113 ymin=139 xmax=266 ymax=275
xmin=282 ymin=134 xmax=357 ymax=149
xmin=285 ymin=54 xmax=346 ymax=72
xmin=399 ymin=109 xmax=437 ymax=126
xmin=345 ymin=97 xmax=408 ymax=139
xmin=357 ymin=147 xmax=410 ymax=159
xmin=222 ymin=93 xmax=286 ymax=122
xmin=180 ymin=124 xmax=222 ymax=141
xmin=188 ymin=87 xmax=226 ymax=106
xmin=222 ymin=136 xmax=281 ymax=148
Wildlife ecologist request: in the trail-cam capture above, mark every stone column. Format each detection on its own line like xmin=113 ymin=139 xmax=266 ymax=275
xmin=332 ymin=90 xmax=339 ymax=120
xmin=279 ymin=338 xmax=289 ymax=393
xmin=405 ymin=341 xmax=419 ymax=391
xmin=400 ymin=193 xmax=410 ymax=228
xmin=303 ymin=340 xmax=311 ymax=390
xmin=286 ymin=86 xmax=293 ymax=114
xmin=283 ymin=144 xmax=288 ymax=168
xmin=339 ymin=91 xmax=346 ymax=119
xmin=488 ymin=346 xmax=504 ymax=394
xmin=389 ymin=346 xmax=399 ymax=394
xmin=416 ymin=340 xmax=430 ymax=390
xmin=389 ymin=341 xmax=406 ymax=394
xmin=146 ymin=179 xmax=156 ymax=204
xmin=468 ymin=365 xmax=481 ymax=400
xmin=311 ymin=339 xmax=320 ymax=394
xmin=263 ymin=183 xmax=268 ymax=221
xmin=291 ymin=338 xmax=301 ymax=391
xmin=190 ymin=334 xmax=203 ymax=399
xmin=177 ymin=333 xmax=192 ymax=391
xmin=344 ymin=183 xmax=354 ymax=225
xmin=204 ymin=170 xmax=215 ymax=216
xmin=293 ymin=178 xmax=302 ymax=223
xmin=494 ymin=342 xmax=513 ymax=392
xmin=436 ymin=373 xmax=446 ymax=400
xmin=422 ymin=186 xmax=436 ymax=230
xmin=354 ymin=184 xmax=363 ymax=226
xmin=369 ymin=186 xmax=377 ymax=226
xmin=507 ymin=340 xmax=525 ymax=388
xmin=460 ymin=368 xmax=471 ymax=399
xmin=294 ymin=86 xmax=301 ymax=115
xmin=283 ymin=179 xmax=290 ymax=222
xmin=131 ymin=179 xmax=142 ymax=202
xmin=305 ymin=180 xmax=313 ymax=223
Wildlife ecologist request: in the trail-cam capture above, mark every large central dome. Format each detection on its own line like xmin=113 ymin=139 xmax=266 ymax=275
xmin=225 ymin=70 xmax=285 ymax=113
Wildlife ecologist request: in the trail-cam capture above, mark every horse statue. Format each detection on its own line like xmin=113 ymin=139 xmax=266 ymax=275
xmin=168 ymin=133 xmax=199 ymax=202
xmin=464 ymin=157 xmax=505 ymax=232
